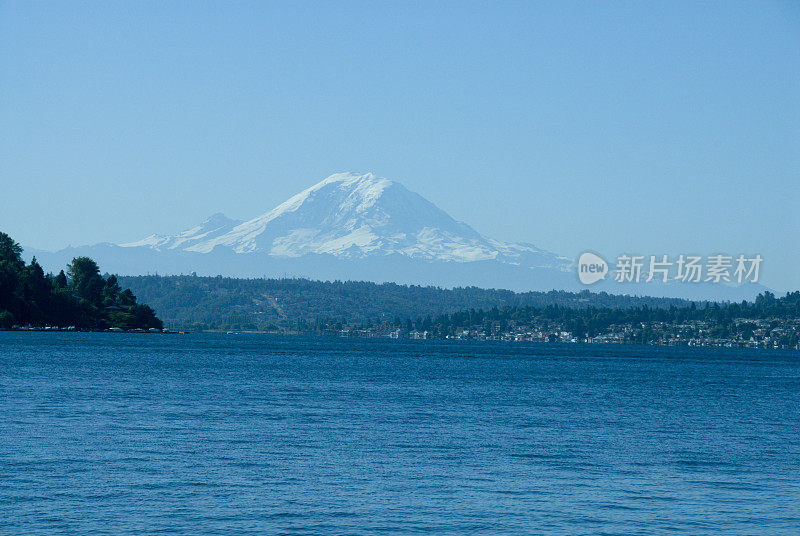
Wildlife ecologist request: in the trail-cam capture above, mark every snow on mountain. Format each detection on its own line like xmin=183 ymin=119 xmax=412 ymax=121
xmin=121 ymin=212 xmax=243 ymax=251
xmin=121 ymin=172 xmax=570 ymax=270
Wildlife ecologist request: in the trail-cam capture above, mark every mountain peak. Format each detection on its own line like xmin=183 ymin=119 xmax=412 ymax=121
xmin=118 ymin=171 xmax=567 ymax=269
xmin=202 ymin=212 xmax=237 ymax=226
xmin=250 ymin=172 xmax=397 ymax=231
xmin=319 ymin=171 xmax=380 ymax=185
xmin=307 ymin=172 xmax=395 ymax=205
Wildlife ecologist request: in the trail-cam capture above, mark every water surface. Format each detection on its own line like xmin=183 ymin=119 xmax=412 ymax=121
xmin=1 ymin=332 xmax=799 ymax=535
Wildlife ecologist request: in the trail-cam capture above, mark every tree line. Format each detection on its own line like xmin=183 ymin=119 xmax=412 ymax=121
xmin=0 ymin=232 xmax=162 ymax=330
xmin=118 ymin=274 xmax=694 ymax=332
xmin=118 ymin=273 xmax=797 ymax=346
xmin=377 ymin=291 xmax=800 ymax=339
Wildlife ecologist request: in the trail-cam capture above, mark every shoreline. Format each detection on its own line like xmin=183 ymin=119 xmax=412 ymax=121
xmin=3 ymin=327 xmax=798 ymax=351
xmin=0 ymin=326 xmax=178 ymax=334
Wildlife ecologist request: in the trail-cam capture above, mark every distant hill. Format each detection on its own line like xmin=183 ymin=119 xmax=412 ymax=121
xmin=118 ymin=274 xmax=695 ymax=331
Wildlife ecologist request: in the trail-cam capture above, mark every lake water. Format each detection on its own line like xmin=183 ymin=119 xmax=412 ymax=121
xmin=1 ymin=332 xmax=799 ymax=535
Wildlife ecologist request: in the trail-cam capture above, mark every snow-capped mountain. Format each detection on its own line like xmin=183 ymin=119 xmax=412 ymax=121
xmin=24 ymin=172 xmax=766 ymax=299
xmin=119 ymin=172 xmax=570 ymax=270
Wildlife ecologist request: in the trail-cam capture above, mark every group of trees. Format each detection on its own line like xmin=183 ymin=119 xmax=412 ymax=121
xmin=118 ymin=274 xmax=691 ymax=332
xmin=115 ymin=273 xmax=800 ymax=343
xmin=274 ymin=294 xmax=795 ymax=340
xmin=372 ymin=291 xmax=800 ymax=346
xmin=0 ymin=232 xmax=162 ymax=330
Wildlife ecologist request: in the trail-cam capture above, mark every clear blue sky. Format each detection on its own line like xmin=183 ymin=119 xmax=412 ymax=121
xmin=1 ymin=1 xmax=798 ymax=290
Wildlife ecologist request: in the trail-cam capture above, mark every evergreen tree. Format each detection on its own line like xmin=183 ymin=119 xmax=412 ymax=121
xmin=53 ymin=270 xmax=68 ymax=290
xmin=0 ymin=232 xmax=25 ymax=323
xmin=103 ymin=275 xmax=121 ymax=306
xmin=21 ymin=258 xmax=51 ymax=324
xmin=68 ymin=257 xmax=105 ymax=307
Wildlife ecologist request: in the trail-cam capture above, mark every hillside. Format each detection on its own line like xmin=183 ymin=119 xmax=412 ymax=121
xmin=118 ymin=274 xmax=693 ymax=331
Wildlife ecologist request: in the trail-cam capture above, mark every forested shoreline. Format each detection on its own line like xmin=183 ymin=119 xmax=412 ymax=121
xmin=119 ymin=274 xmax=695 ymax=332
xmin=0 ymin=233 xmax=162 ymax=330
xmin=117 ymin=274 xmax=800 ymax=348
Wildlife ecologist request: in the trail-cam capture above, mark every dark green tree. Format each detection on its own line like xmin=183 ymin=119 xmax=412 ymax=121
xmin=0 ymin=232 xmax=25 ymax=323
xmin=0 ymin=232 xmax=24 ymax=269
xmin=53 ymin=270 xmax=68 ymax=290
xmin=67 ymin=257 xmax=104 ymax=307
xmin=21 ymin=258 xmax=52 ymax=324
xmin=103 ymin=275 xmax=121 ymax=306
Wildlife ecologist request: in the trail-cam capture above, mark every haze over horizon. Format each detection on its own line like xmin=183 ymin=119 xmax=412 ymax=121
xmin=1 ymin=2 xmax=798 ymax=291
